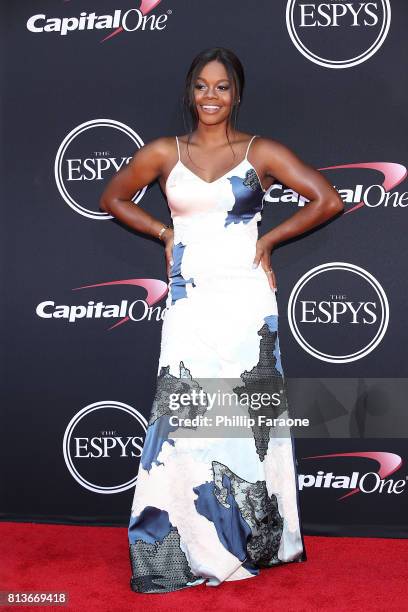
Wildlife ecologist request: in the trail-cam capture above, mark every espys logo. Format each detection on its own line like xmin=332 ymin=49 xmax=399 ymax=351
xmin=36 ymin=278 xmax=168 ymax=330
xmin=299 ymin=451 xmax=406 ymax=500
xmin=63 ymin=401 xmax=148 ymax=493
xmin=27 ymin=1 xmax=170 ymax=41
xmin=287 ymin=262 xmax=389 ymax=363
xmin=54 ymin=119 xmax=145 ymax=220
xmin=265 ymin=161 xmax=408 ymax=213
xmin=286 ymin=0 xmax=391 ymax=68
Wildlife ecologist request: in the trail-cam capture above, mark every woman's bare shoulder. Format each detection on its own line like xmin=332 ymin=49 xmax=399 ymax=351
xmin=139 ymin=135 xmax=177 ymax=156
xmin=253 ymin=135 xmax=307 ymax=165
xmin=254 ymin=135 xmax=292 ymax=152
xmin=129 ymin=136 xmax=178 ymax=174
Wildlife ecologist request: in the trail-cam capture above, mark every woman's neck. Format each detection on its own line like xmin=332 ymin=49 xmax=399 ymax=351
xmin=189 ymin=121 xmax=239 ymax=147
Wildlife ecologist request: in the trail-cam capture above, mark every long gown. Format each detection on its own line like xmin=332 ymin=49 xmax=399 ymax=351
xmin=128 ymin=134 xmax=307 ymax=593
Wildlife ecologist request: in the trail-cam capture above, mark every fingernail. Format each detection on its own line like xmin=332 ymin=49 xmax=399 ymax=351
xmin=252 ymin=262 xmax=258 ymax=269
xmin=170 ymin=260 xmax=174 ymax=265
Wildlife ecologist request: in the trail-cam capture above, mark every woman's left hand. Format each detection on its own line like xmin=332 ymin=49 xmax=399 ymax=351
xmin=161 ymin=228 xmax=174 ymax=280
xmin=252 ymin=236 xmax=277 ymax=291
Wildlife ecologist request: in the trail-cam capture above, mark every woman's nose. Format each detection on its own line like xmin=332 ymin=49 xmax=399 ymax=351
xmin=205 ymin=88 xmax=218 ymax=99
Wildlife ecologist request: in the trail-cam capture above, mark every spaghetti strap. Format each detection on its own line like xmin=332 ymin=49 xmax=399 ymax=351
xmin=175 ymin=135 xmax=181 ymax=161
xmin=245 ymin=134 xmax=258 ymax=160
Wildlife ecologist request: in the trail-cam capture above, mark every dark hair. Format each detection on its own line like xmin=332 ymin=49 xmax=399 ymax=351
xmin=181 ymin=47 xmax=245 ymax=160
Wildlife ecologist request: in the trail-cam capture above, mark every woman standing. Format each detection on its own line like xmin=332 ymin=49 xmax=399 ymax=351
xmin=100 ymin=47 xmax=344 ymax=594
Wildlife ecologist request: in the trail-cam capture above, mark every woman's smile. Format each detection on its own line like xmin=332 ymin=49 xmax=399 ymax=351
xmin=200 ymin=104 xmax=222 ymax=113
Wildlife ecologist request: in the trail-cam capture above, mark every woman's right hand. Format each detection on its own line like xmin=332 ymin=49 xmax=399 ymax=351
xmin=161 ymin=228 xmax=174 ymax=279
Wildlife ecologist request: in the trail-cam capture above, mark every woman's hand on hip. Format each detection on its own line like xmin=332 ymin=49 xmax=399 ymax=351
xmin=161 ymin=228 xmax=174 ymax=279
xmin=253 ymin=236 xmax=277 ymax=291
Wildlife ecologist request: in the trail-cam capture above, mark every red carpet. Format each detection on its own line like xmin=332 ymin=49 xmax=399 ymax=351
xmin=0 ymin=522 xmax=406 ymax=611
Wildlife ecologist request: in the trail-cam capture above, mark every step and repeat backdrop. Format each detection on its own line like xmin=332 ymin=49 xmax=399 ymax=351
xmin=2 ymin=1 xmax=407 ymax=537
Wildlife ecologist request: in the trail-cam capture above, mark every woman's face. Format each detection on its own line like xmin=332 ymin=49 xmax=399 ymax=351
xmin=193 ymin=60 xmax=235 ymax=126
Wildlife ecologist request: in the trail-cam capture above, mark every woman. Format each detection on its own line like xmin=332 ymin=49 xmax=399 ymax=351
xmin=100 ymin=47 xmax=344 ymax=594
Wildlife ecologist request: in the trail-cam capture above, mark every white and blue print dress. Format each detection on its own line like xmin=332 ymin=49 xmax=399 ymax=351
xmin=128 ymin=135 xmax=307 ymax=593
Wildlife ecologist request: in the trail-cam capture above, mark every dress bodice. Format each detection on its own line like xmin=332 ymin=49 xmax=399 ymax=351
xmin=165 ymin=135 xmax=266 ymax=228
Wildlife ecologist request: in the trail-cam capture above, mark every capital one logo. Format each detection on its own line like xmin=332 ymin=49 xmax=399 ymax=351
xmin=63 ymin=401 xmax=148 ymax=493
xmin=286 ymin=1 xmax=391 ymax=68
xmin=27 ymin=1 xmax=170 ymax=41
xmin=299 ymin=451 xmax=406 ymax=500
xmin=54 ymin=119 xmax=145 ymax=219
xmin=265 ymin=161 xmax=408 ymax=213
xmin=36 ymin=278 xmax=169 ymax=330
xmin=287 ymin=262 xmax=389 ymax=363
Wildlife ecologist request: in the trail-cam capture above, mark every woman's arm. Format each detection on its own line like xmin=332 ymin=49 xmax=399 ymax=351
xmin=99 ymin=136 xmax=175 ymax=276
xmin=253 ymin=138 xmax=344 ymax=289
xmin=99 ymin=137 xmax=172 ymax=241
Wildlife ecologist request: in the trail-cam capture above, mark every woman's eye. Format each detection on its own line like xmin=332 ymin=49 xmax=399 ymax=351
xmin=194 ymin=84 xmax=230 ymax=90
